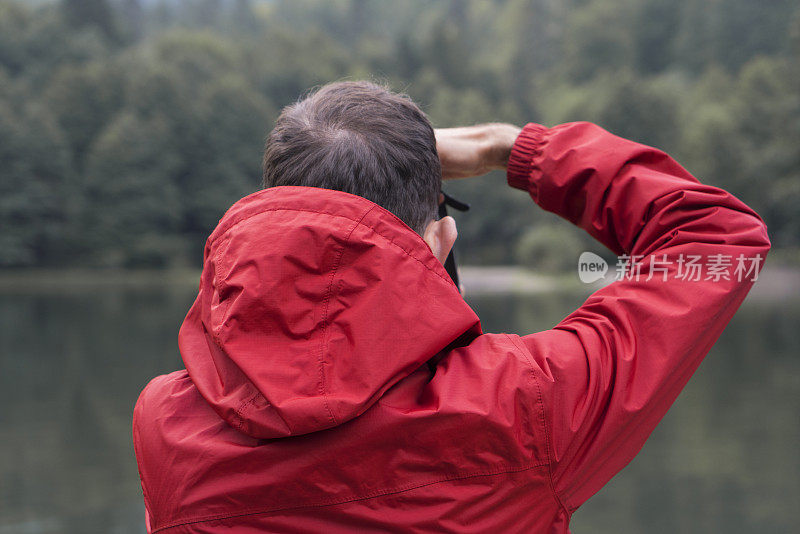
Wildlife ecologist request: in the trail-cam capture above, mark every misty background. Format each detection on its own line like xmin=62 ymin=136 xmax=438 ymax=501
xmin=0 ymin=1 xmax=798 ymax=533
xmin=1 ymin=0 xmax=798 ymax=271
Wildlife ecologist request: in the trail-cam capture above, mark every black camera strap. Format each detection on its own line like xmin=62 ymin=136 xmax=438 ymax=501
xmin=438 ymin=191 xmax=470 ymax=289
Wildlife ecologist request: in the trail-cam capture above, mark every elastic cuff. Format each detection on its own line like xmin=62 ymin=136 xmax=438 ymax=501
xmin=507 ymin=123 xmax=548 ymax=198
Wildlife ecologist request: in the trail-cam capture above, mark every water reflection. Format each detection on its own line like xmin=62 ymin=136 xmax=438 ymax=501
xmin=0 ymin=285 xmax=797 ymax=533
xmin=0 ymin=286 xmax=191 ymax=534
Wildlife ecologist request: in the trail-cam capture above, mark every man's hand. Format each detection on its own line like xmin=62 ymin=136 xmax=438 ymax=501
xmin=435 ymin=123 xmax=521 ymax=180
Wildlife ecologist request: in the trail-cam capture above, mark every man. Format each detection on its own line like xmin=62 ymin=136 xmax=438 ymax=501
xmin=133 ymin=81 xmax=770 ymax=532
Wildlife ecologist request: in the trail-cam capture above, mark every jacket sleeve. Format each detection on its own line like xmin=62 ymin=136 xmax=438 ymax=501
xmin=506 ymin=122 xmax=771 ymax=512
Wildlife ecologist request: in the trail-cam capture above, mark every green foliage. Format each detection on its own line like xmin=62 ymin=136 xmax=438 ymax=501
xmin=563 ymin=0 xmax=636 ymax=82
xmin=61 ymin=0 xmax=118 ymax=40
xmin=44 ymin=61 xmax=126 ymax=167
xmin=0 ymin=0 xmax=797 ymax=268
xmin=515 ymin=225 xmax=585 ymax=274
xmin=84 ymin=111 xmax=183 ymax=267
xmin=0 ymin=101 xmax=72 ymax=266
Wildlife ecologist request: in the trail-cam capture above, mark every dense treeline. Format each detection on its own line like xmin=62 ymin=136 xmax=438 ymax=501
xmin=0 ymin=0 xmax=797 ymax=269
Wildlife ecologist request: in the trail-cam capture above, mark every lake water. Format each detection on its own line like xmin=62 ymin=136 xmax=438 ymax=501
xmin=0 ymin=278 xmax=797 ymax=533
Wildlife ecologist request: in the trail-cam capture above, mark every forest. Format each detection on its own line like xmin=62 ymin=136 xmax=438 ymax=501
xmin=0 ymin=0 xmax=797 ymax=269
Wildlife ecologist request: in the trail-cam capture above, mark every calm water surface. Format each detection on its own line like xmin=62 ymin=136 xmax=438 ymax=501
xmin=0 ymin=280 xmax=798 ymax=533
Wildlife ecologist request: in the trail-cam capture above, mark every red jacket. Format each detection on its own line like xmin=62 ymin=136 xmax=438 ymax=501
xmin=133 ymin=122 xmax=770 ymax=533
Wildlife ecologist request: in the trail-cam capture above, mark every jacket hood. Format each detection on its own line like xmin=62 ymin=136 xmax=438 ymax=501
xmin=179 ymin=186 xmax=481 ymax=439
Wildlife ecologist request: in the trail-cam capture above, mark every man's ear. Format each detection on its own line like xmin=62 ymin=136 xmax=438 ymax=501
xmin=423 ymin=216 xmax=458 ymax=265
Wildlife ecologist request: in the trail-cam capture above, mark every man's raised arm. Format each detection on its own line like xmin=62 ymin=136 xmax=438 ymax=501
xmin=438 ymin=121 xmax=770 ymax=512
xmin=507 ymin=121 xmax=770 ymax=512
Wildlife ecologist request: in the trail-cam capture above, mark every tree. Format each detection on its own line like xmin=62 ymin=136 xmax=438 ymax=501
xmin=84 ymin=112 xmax=183 ymax=267
xmin=595 ymin=72 xmax=680 ymax=151
xmin=732 ymin=57 xmax=800 ymax=249
xmin=1 ymin=0 xmax=798 ymax=269
xmin=563 ymin=0 xmax=635 ymax=82
xmin=119 ymin=0 xmax=145 ymax=42
xmin=231 ymin=0 xmax=259 ymax=34
xmin=0 ymin=103 xmax=72 ymax=267
xmin=515 ymin=224 xmax=585 ymax=274
xmin=632 ymin=0 xmax=679 ymax=73
xmin=43 ymin=61 xmax=125 ymax=172
xmin=189 ymin=0 xmax=223 ymax=28
xmin=180 ymin=75 xmax=274 ymax=240
xmin=61 ymin=0 xmax=118 ymax=40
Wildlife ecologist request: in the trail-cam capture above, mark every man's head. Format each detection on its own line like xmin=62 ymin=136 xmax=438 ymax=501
xmin=262 ymin=81 xmax=456 ymax=264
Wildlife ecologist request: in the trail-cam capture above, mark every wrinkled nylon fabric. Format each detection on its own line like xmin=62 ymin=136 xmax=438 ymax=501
xmin=133 ymin=122 xmax=770 ymax=533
